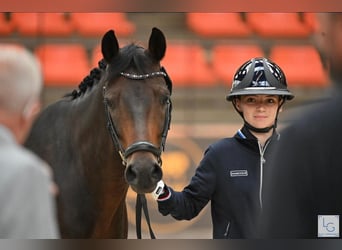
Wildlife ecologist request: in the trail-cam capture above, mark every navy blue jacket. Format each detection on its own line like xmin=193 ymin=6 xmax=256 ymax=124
xmin=158 ymin=125 xmax=279 ymax=238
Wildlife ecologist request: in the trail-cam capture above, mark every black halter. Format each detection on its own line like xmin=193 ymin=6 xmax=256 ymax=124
xmin=103 ymin=68 xmax=172 ymax=166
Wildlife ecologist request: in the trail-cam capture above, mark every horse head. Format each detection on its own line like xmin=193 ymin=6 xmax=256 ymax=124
xmin=101 ymin=28 xmax=172 ymax=194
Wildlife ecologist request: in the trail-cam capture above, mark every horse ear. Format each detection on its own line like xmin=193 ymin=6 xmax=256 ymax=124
xmin=148 ymin=27 xmax=166 ymax=61
xmin=101 ymin=30 xmax=119 ymax=63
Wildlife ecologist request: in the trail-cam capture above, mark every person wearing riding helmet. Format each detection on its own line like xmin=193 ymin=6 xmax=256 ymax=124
xmin=152 ymin=57 xmax=294 ymax=239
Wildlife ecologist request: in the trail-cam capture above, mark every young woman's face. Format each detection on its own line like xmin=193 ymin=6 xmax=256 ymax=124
xmin=235 ymin=95 xmax=281 ymax=129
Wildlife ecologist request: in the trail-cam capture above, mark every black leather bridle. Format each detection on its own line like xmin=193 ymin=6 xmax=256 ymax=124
xmin=103 ymin=67 xmax=172 ymax=239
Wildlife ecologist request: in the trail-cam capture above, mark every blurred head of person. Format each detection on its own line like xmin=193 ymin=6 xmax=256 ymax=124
xmin=0 ymin=45 xmax=43 ymax=144
xmin=315 ymin=13 xmax=342 ymax=86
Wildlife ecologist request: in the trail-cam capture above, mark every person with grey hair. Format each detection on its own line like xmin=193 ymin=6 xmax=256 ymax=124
xmin=0 ymin=45 xmax=60 ymax=238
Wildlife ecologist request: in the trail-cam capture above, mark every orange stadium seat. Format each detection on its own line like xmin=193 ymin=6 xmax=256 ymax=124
xmin=0 ymin=13 xmax=14 ymax=36
xmin=91 ymin=44 xmax=103 ymax=69
xmin=11 ymin=13 xmax=39 ymax=36
xmin=269 ymin=45 xmax=328 ymax=87
xmin=186 ymin=13 xmax=251 ymax=37
xmin=212 ymin=44 xmax=265 ymax=83
xmin=246 ymin=13 xmax=313 ymax=38
xmin=303 ymin=12 xmax=319 ymax=31
xmin=71 ymin=13 xmax=135 ymax=37
xmin=161 ymin=43 xmax=216 ymax=87
xmin=11 ymin=13 xmax=74 ymax=36
xmin=35 ymin=44 xmax=90 ymax=86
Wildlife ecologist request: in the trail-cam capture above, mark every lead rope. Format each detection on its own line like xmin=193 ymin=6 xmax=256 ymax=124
xmin=136 ymin=194 xmax=156 ymax=239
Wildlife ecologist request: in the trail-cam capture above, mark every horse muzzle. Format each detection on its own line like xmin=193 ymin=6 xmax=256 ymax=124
xmin=124 ymin=141 xmax=163 ymax=193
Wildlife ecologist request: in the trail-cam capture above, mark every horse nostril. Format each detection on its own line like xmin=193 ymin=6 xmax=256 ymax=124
xmin=151 ymin=163 xmax=162 ymax=181
xmin=125 ymin=165 xmax=137 ymax=183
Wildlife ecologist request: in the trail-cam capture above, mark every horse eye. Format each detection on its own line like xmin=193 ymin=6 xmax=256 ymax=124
xmin=160 ymin=96 xmax=169 ymax=105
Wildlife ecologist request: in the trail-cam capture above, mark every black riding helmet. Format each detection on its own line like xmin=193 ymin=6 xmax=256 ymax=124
xmin=227 ymin=57 xmax=294 ymax=133
xmin=227 ymin=57 xmax=294 ymax=101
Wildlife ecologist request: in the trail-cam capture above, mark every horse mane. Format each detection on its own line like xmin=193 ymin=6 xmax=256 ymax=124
xmin=66 ymin=43 xmax=155 ymax=100
xmin=66 ymin=59 xmax=106 ymax=99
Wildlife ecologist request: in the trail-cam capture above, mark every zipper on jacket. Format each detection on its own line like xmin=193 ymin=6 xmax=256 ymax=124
xmin=223 ymin=221 xmax=231 ymax=238
xmin=258 ymin=140 xmax=270 ymax=209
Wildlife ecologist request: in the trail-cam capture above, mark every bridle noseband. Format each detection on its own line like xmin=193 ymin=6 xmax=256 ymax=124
xmin=103 ymin=68 xmax=172 ymax=167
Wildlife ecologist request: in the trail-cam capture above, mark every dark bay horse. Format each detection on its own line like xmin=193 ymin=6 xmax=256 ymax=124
xmin=25 ymin=27 xmax=172 ymax=238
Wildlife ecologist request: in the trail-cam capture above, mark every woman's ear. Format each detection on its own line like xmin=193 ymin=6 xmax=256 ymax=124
xmin=278 ymin=97 xmax=285 ymax=113
xmin=234 ymin=98 xmax=242 ymax=112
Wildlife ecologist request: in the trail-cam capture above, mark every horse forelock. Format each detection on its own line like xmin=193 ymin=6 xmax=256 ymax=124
xmin=104 ymin=43 xmax=158 ymax=85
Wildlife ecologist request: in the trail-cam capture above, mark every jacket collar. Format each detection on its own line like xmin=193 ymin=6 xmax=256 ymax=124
xmin=234 ymin=125 xmax=279 ymax=152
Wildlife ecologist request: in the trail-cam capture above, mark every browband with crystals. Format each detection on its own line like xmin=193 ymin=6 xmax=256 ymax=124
xmin=120 ymin=71 xmax=167 ymax=80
